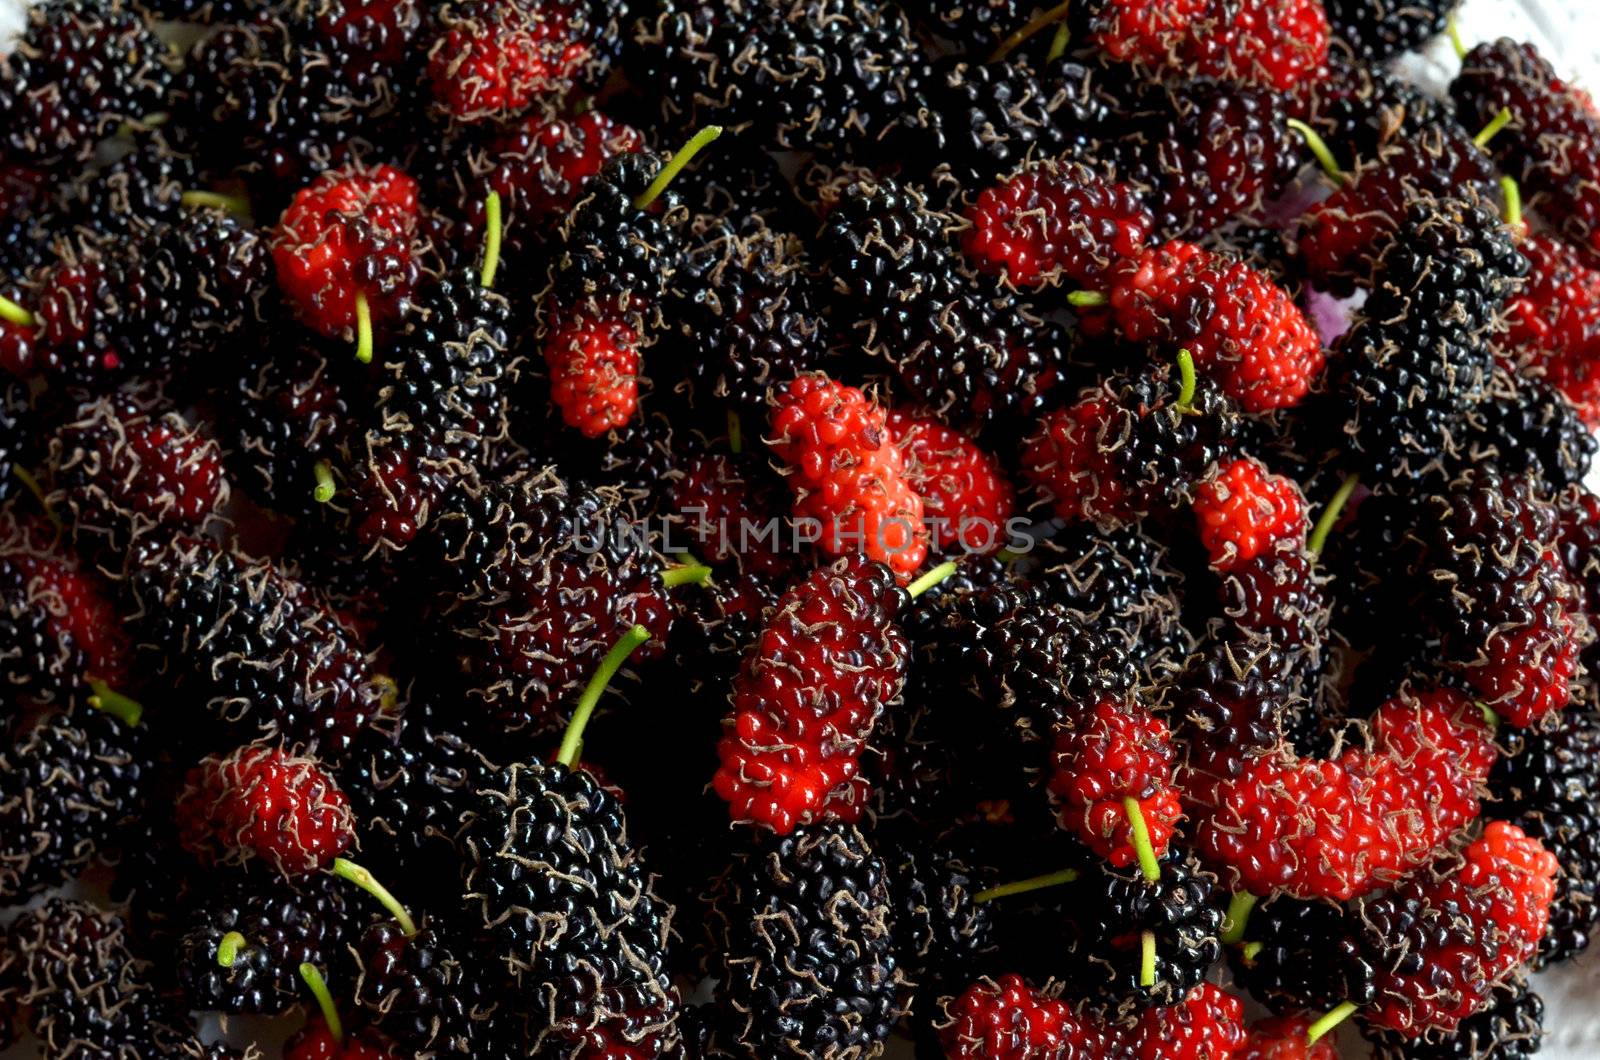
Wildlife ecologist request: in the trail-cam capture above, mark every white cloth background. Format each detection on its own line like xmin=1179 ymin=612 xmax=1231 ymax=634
xmin=2 ymin=1 xmax=1599 ymax=1057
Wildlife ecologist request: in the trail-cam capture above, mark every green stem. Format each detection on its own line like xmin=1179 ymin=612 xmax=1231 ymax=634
xmin=906 ymin=560 xmax=960 ymax=600
xmin=1447 ymin=14 xmax=1467 ymax=60
xmin=727 ymin=410 xmax=743 ymax=455
xmin=11 ymin=465 xmax=61 ymax=531
xmin=216 ymin=931 xmax=246 ymax=967
xmin=180 ymin=189 xmax=251 ymax=217
xmin=354 ymin=290 xmax=373 ymax=365
xmin=555 ymin=625 xmax=651 ymax=768
xmin=973 ymin=868 xmax=1080 ymax=904
xmin=0 ymin=293 xmax=35 ymax=328
xmin=331 ymin=858 xmax=417 ymax=938
xmin=1306 ymin=1001 xmax=1358 ymax=1045
xmin=987 ymin=0 xmax=1073 ymax=63
xmin=1500 ymin=175 xmax=1523 ymax=231
xmin=480 ymin=190 xmax=503 ymax=290
xmin=635 ymin=126 xmax=724 ymax=210
xmin=1477 ymin=700 xmax=1501 ymax=727
xmin=1474 ymin=106 xmax=1513 ymax=149
xmin=1138 ymin=930 xmax=1157 ymax=988
xmin=1220 ymin=891 xmax=1256 ymax=945
xmin=1287 ymin=119 xmax=1344 ymax=184
xmin=1242 ymin=940 xmax=1263 ymax=962
xmin=1123 ymin=796 xmax=1161 ymax=883
xmin=1045 ymin=22 xmax=1071 ymax=62
xmin=662 ymin=563 xmax=713 ymax=588
xmin=1067 ymin=290 xmax=1107 ymax=308
xmin=312 ymin=461 xmax=336 ymax=504
xmin=86 ymin=678 xmax=143 ymax=728
xmin=1173 ymin=349 xmax=1197 ymax=414
xmin=298 ymin=963 xmax=343 ymax=1045
xmin=1307 ymin=473 xmax=1359 ymax=558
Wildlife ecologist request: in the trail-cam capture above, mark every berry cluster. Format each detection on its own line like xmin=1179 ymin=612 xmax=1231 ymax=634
xmin=2 ymin=3 xmax=1598 ymax=1059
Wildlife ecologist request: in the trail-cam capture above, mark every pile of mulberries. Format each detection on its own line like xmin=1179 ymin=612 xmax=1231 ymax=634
xmin=4 ymin=2 xmax=1600 ymax=1056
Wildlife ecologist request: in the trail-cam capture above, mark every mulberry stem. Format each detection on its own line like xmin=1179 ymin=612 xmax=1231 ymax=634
xmin=1307 ymin=473 xmax=1359 ymax=558
xmin=1046 ymin=23 xmax=1071 ymax=62
xmin=1124 ymin=796 xmax=1162 ymax=882
xmin=988 ymin=1 xmax=1073 ymax=63
xmin=480 ymin=190 xmax=503 ymax=290
xmin=1447 ymin=15 xmax=1467 ymax=60
xmin=312 ymin=461 xmax=336 ymax=504
xmin=1220 ymin=891 xmax=1255 ymax=944
xmin=1306 ymin=1001 xmax=1357 ymax=1044
xmin=1501 ymin=175 xmax=1523 ymax=231
xmin=0 ymin=294 xmax=34 ymax=328
xmin=973 ymin=868 xmax=1080 ymax=904
xmin=556 ymin=624 xmax=652 ymax=768
xmin=635 ymin=125 xmax=724 ymax=210
xmin=298 ymin=963 xmax=343 ymax=1045
xmin=13 ymin=465 xmax=61 ymax=531
xmin=1174 ymin=349 xmax=1197 ymax=414
xmin=1139 ymin=930 xmax=1157 ymax=988
xmin=215 ymin=931 xmax=246 ymax=967
xmin=1067 ymin=290 xmax=1108 ymax=307
xmin=86 ymin=678 xmax=143 ymax=728
xmin=1242 ymin=940 xmax=1263 ymax=962
xmin=331 ymin=857 xmax=417 ymax=938
xmin=907 ymin=560 xmax=960 ymax=599
xmin=727 ymin=410 xmax=743 ymax=455
xmin=663 ymin=563 xmax=713 ymax=588
xmin=354 ymin=290 xmax=373 ymax=365
xmin=1473 ymin=106 xmax=1513 ymax=149
xmin=1287 ymin=119 xmax=1344 ymax=184
xmin=180 ymin=190 xmax=251 ymax=217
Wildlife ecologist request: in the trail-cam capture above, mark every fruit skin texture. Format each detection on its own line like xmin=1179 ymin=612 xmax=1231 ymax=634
xmin=175 ymin=745 xmax=355 ymax=878
xmin=712 ymin=823 xmax=902 ymax=1060
xmin=8 ymin=897 xmax=180 ymax=1056
xmin=1101 ymin=240 xmax=1324 ymax=412
xmin=714 ymin=553 xmax=908 ymax=833
xmin=1365 ymin=977 xmax=1546 ymax=1059
xmin=461 ymin=761 xmax=677 ymax=1055
xmin=962 ymin=160 xmax=1155 ymax=290
xmin=544 ymin=310 xmax=640 ymax=438
xmin=271 ymin=163 xmax=421 ymax=337
xmin=425 ymin=0 xmax=603 ymax=122
xmin=128 ymin=536 xmax=387 ymax=755
xmin=1048 ymin=700 xmax=1181 ymax=868
xmin=48 ymin=392 xmax=229 ymax=565
xmin=1362 ymin=821 xmax=1560 ymax=1038
xmin=354 ymin=914 xmax=519 ymax=1057
xmin=1192 ymin=458 xmax=1307 ymax=571
xmin=1115 ymin=79 xmax=1299 ymax=241
xmin=1 ymin=522 xmax=136 ymax=711
xmin=1237 ymin=1014 xmax=1338 ymax=1059
xmin=1503 ymin=233 xmax=1600 ymax=424
xmin=1420 ymin=473 xmax=1582 ymax=728
xmin=0 ymin=0 xmax=173 ymax=166
xmin=768 ymin=374 xmax=929 ymax=580
xmin=939 ymin=974 xmax=1119 ymax=1060
xmin=889 ymin=408 xmax=1014 ymax=555
xmin=1196 ymin=688 xmax=1496 ymax=900
xmin=1 ymin=707 xmax=148 ymax=904
xmin=1130 ymin=982 xmax=1248 ymax=1060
